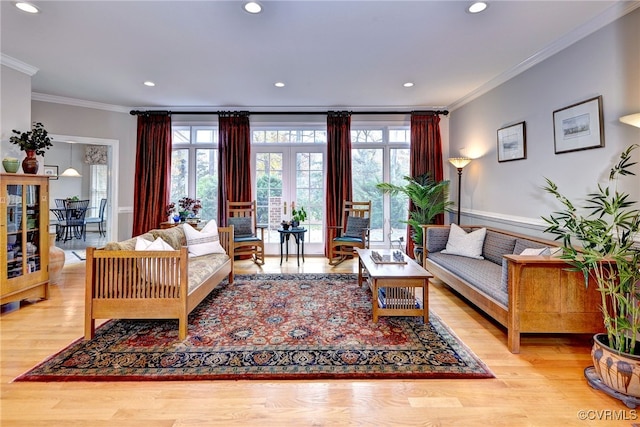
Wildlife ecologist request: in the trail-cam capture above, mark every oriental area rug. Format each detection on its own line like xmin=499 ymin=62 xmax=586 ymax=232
xmin=16 ymin=273 xmax=493 ymax=381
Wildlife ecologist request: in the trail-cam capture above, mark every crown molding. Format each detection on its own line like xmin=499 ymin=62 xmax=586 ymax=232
xmin=32 ymin=92 xmax=130 ymax=114
xmin=447 ymin=1 xmax=640 ymax=112
xmin=0 ymin=53 xmax=38 ymax=76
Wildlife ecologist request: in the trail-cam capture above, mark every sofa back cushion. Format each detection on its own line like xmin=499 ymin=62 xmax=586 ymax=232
xmin=483 ymin=231 xmax=517 ymax=265
xmin=151 ymin=225 xmax=187 ymax=250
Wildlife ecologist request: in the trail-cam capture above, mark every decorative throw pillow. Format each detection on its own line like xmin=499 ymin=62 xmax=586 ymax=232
xmin=151 ymin=226 xmax=186 ymax=250
xmin=183 ymin=221 xmax=226 ymax=256
xmin=519 ymin=247 xmax=551 ymax=256
xmin=344 ymin=216 xmax=370 ymax=238
xmin=134 ymin=237 xmax=176 ymax=286
xmin=228 ymin=217 xmax=254 ymax=238
xmin=441 ymin=223 xmax=487 ymax=259
xmin=135 ymin=236 xmax=174 ymax=251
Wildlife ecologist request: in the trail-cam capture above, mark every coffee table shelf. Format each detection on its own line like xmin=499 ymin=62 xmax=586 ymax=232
xmin=355 ymin=248 xmax=432 ymax=323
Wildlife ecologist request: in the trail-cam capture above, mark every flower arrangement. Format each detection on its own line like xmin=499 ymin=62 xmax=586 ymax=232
xmin=178 ymin=197 xmax=202 ymax=216
xmin=164 ymin=202 xmax=176 ymax=217
xmin=9 ymin=122 xmax=53 ymax=156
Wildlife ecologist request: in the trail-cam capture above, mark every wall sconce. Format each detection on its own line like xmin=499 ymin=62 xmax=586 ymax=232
xmin=619 ymin=113 xmax=640 ymax=128
xmin=448 ymin=157 xmax=472 ymax=224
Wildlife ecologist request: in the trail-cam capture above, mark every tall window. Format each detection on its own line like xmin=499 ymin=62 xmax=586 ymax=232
xmin=351 ymin=127 xmax=410 ymax=247
xmin=170 ymin=126 xmax=218 ymax=221
xmin=89 ymin=164 xmax=108 ymax=210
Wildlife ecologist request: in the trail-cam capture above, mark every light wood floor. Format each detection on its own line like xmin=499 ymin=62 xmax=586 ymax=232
xmin=0 ymin=256 xmax=632 ymax=426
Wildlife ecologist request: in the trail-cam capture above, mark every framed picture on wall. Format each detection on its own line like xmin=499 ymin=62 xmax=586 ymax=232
xmin=44 ymin=165 xmax=58 ymax=180
xmin=497 ymin=121 xmax=526 ymax=162
xmin=553 ymin=96 xmax=604 ymax=154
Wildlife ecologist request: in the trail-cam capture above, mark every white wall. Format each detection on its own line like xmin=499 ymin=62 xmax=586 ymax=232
xmin=449 ymin=7 xmax=640 ymax=238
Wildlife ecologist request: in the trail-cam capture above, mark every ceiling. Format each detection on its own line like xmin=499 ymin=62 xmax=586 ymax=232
xmin=1 ymin=1 xmax=637 ymax=112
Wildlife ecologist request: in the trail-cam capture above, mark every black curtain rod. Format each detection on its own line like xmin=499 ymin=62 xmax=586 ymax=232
xmin=129 ymin=109 xmax=449 ymax=116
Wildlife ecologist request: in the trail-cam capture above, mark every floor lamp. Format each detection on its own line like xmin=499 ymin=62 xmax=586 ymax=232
xmin=448 ymin=157 xmax=471 ymax=224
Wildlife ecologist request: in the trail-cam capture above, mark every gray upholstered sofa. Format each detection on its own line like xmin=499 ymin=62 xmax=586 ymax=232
xmin=422 ymin=225 xmax=602 ymax=353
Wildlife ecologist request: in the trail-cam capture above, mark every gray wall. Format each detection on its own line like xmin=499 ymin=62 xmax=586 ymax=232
xmin=449 ymin=7 xmax=640 ymax=238
xmin=31 ymin=102 xmax=137 ymax=240
xmin=1 ymin=65 xmax=33 ymax=163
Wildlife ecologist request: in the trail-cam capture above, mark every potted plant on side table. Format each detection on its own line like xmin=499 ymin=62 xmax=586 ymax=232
xmin=542 ymin=144 xmax=640 ymax=407
xmin=376 ymin=173 xmax=452 ymax=263
xmin=8 ymin=122 xmax=53 ymax=174
xmin=291 ymin=206 xmax=307 ymax=229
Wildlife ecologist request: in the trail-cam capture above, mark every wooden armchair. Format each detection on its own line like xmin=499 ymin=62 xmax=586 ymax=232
xmin=227 ymin=200 xmax=265 ymax=265
xmin=328 ymin=200 xmax=371 ymax=266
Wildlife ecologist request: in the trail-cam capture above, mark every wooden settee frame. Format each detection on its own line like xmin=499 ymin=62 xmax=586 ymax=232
xmin=84 ymin=227 xmax=234 ymax=341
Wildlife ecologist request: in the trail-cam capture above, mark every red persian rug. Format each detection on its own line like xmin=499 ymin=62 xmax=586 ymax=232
xmin=16 ymin=273 xmax=493 ymax=381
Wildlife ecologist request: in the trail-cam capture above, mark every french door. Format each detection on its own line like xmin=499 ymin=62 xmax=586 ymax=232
xmin=254 ymin=146 xmax=325 ymax=255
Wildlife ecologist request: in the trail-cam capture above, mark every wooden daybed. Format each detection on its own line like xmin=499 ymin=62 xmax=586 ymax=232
xmin=84 ymin=224 xmax=234 ymax=341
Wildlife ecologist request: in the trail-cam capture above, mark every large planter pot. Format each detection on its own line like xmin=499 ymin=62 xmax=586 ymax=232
xmin=49 ymin=233 xmax=65 ymax=285
xmin=21 ymin=150 xmax=39 ymax=174
xmin=413 ymin=245 xmax=424 ymax=265
xmin=591 ymin=333 xmax=640 ymax=398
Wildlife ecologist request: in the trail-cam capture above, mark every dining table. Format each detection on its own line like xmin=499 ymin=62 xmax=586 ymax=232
xmin=50 ymin=203 xmax=90 ymax=242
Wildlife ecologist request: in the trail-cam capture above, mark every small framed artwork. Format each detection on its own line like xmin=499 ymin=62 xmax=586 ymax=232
xmin=553 ymin=95 xmax=604 ymax=154
xmin=44 ymin=165 xmax=58 ymax=180
xmin=497 ymin=121 xmax=526 ymax=162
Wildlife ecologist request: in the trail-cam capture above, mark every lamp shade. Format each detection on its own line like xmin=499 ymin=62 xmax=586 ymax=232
xmin=449 ymin=157 xmax=472 ymax=169
xmin=620 ymin=113 xmax=640 ymax=128
xmin=60 ymin=167 xmax=81 ymax=177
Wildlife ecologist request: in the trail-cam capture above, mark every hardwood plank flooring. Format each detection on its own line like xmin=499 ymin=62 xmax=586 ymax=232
xmin=0 ymin=256 xmax=633 ymax=426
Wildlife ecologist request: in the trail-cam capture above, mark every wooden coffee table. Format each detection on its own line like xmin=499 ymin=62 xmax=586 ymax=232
xmin=355 ymin=248 xmax=432 ymax=323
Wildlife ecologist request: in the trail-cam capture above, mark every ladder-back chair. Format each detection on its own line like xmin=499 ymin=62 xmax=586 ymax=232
xmin=328 ymin=200 xmax=372 ymax=266
xmin=227 ymin=200 xmax=265 ymax=265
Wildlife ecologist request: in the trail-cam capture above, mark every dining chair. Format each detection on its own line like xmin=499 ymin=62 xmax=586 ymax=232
xmin=85 ymin=198 xmax=107 ymax=237
xmin=65 ymin=199 xmax=90 ymax=241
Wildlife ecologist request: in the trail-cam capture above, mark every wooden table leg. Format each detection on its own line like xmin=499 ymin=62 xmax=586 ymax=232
xmin=372 ymin=279 xmax=379 ymax=323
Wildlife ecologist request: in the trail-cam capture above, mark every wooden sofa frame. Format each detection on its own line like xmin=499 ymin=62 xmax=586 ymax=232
xmin=84 ymin=227 xmax=234 ymax=341
xmin=422 ymin=225 xmax=603 ymax=353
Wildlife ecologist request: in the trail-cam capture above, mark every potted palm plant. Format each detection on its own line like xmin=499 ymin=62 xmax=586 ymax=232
xmin=542 ymin=144 xmax=640 ymax=402
xmin=8 ymin=122 xmax=53 ymax=174
xmin=376 ymin=173 xmax=452 ymax=262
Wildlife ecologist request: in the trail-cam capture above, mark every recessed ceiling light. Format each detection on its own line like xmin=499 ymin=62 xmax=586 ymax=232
xmin=403 ymin=82 xmax=414 ymax=88
xmin=467 ymin=2 xmax=488 ymax=14
xmin=143 ymin=81 xmax=156 ymax=87
xmin=274 ymin=82 xmax=285 ymax=88
xmin=15 ymin=2 xmax=39 ymax=13
xmin=244 ymin=2 xmax=262 ymax=14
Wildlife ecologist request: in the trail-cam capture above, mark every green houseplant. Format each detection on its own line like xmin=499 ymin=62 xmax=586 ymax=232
xmin=376 ymin=173 xmax=452 ymax=258
xmin=542 ymin=144 xmax=640 ymax=399
xmin=291 ymin=206 xmax=307 ymax=227
xmin=8 ymin=122 xmax=53 ymax=174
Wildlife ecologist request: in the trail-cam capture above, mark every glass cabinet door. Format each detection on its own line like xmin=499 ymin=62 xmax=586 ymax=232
xmin=5 ymin=183 xmax=42 ymax=280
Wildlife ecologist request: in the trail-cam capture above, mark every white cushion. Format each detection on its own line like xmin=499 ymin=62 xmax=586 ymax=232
xmin=519 ymin=247 xmax=551 ymax=256
xmin=134 ymin=237 xmax=176 ymax=285
xmin=441 ymin=224 xmax=487 ymax=259
xmin=135 ymin=236 xmax=174 ymax=251
xmin=183 ymin=221 xmax=226 ymax=256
